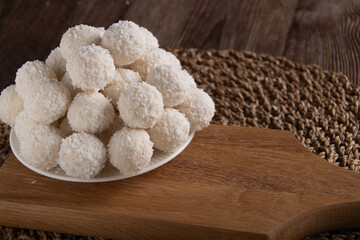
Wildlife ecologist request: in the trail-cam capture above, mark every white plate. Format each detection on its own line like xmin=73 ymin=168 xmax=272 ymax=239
xmin=10 ymin=130 xmax=194 ymax=183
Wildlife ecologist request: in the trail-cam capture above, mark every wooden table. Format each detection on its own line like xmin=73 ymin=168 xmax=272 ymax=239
xmin=0 ymin=0 xmax=359 ymax=91
xmin=1 ymin=0 xmax=360 ymax=239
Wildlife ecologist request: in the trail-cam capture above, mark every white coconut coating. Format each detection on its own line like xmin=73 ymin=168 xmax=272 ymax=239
xmin=118 ymin=82 xmax=164 ymax=129
xmin=97 ymin=27 xmax=105 ymax=34
xmin=67 ymin=44 xmax=115 ymax=91
xmin=102 ymin=68 xmax=141 ymax=106
xmin=59 ymin=117 xmax=73 ymax=137
xmin=148 ymin=108 xmax=190 ymax=152
xmin=58 ymin=132 xmax=106 ymax=179
xmin=140 ymin=27 xmax=159 ymax=51
xmin=15 ymin=60 xmax=57 ymax=98
xmin=98 ymin=116 xmax=124 ymax=145
xmin=67 ymin=92 xmax=115 ymax=134
xmin=128 ymin=48 xmax=181 ymax=80
xmin=182 ymin=69 xmax=197 ymax=89
xmin=0 ymin=85 xmax=23 ymax=127
xmin=101 ymin=20 xmax=147 ymax=66
xmin=20 ymin=125 xmax=62 ymax=171
xmin=146 ymin=65 xmax=193 ymax=107
xmin=60 ymin=24 xmax=105 ymax=61
xmin=60 ymin=72 xmax=81 ymax=98
xmin=176 ymin=88 xmax=215 ymax=132
xmin=23 ymin=78 xmax=71 ymax=124
xmin=14 ymin=111 xmax=39 ymax=140
xmin=108 ymin=127 xmax=153 ymax=174
xmin=45 ymin=47 xmax=66 ymax=79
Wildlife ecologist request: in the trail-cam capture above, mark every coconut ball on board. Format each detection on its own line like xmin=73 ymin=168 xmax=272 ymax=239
xmin=140 ymin=27 xmax=159 ymax=51
xmin=14 ymin=111 xmax=39 ymax=140
xmin=45 ymin=47 xmax=66 ymax=79
xmin=147 ymin=65 xmax=193 ymax=107
xmin=177 ymin=88 xmax=215 ymax=132
xmin=58 ymin=132 xmax=107 ymax=179
xmin=0 ymin=85 xmax=23 ymax=127
xmin=67 ymin=44 xmax=115 ymax=91
xmin=20 ymin=125 xmax=62 ymax=171
xmin=128 ymin=48 xmax=181 ymax=80
xmin=7 ymin=20 xmax=216 ymax=180
xmin=60 ymin=72 xmax=81 ymax=98
xmin=22 ymin=78 xmax=70 ymax=124
xmin=102 ymin=68 xmax=141 ymax=106
xmin=15 ymin=60 xmax=57 ymax=98
xmin=67 ymin=92 xmax=115 ymax=134
xmin=101 ymin=21 xmax=147 ymax=66
xmin=108 ymin=127 xmax=153 ymax=175
xmin=118 ymin=82 xmax=164 ymax=129
xmin=148 ymin=108 xmax=190 ymax=152
xmin=60 ymin=24 xmax=105 ymax=61
xmin=98 ymin=116 xmax=124 ymax=145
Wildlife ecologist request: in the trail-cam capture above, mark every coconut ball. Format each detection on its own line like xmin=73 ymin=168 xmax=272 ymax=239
xmin=97 ymin=27 xmax=105 ymax=33
xmin=177 ymin=88 xmax=215 ymax=132
xmin=60 ymin=72 xmax=81 ymax=98
xmin=101 ymin=20 xmax=147 ymax=66
xmin=60 ymin=24 xmax=105 ymax=61
xmin=118 ymin=82 xmax=164 ymax=129
xmin=67 ymin=92 xmax=115 ymax=134
xmin=98 ymin=116 xmax=124 ymax=145
xmin=14 ymin=111 xmax=39 ymax=140
xmin=59 ymin=117 xmax=73 ymax=137
xmin=108 ymin=127 xmax=153 ymax=174
xmin=45 ymin=47 xmax=66 ymax=79
xmin=22 ymin=78 xmax=70 ymax=124
xmin=182 ymin=69 xmax=197 ymax=89
xmin=148 ymin=108 xmax=190 ymax=152
xmin=147 ymin=65 xmax=194 ymax=107
xmin=67 ymin=44 xmax=115 ymax=91
xmin=20 ymin=125 xmax=62 ymax=171
xmin=140 ymin=27 xmax=159 ymax=51
xmin=15 ymin=60 xmax=57 ymax=98
xmin=58 ymin=132 xmax=106 ymax=179
xmin=128 ymin=48 xmax=181 ymax=80
xmin=102 ymin=68 xmax=141 ymax=106
xmin=0 ymin=85 xmax=23 ymax=127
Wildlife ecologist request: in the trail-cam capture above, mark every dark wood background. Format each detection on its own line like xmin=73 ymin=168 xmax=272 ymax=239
xmin=0 ymin=0 xmax=359 ymax=91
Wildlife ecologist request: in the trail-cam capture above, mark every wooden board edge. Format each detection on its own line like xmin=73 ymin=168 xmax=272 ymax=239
xmin=268 ymin=201 xmax=360 ymax=240
xmin=0 ymin=200 xmax=267 ymax=240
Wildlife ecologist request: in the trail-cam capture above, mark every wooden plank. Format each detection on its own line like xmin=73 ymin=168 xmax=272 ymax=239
xmin=1 ymin=125 xmax=360 ymax=239
xmin=123 ymin=0 xmax=298 ymax=55
xmin=0 ymin=0 xmax=130 ymax=91
xmin=284 ymin=0 xmax=360 ymax=84
xmin=1 ymin=0 xmax=358 ymax=90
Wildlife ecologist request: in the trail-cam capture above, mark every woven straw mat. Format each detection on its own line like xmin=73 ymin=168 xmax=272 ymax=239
xmin=1 ymin=48 xmax=360 ymax=240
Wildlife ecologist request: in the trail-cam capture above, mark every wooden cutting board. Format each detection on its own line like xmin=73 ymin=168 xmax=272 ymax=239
xmin=1 ymin=125 xmax=360 ymax=240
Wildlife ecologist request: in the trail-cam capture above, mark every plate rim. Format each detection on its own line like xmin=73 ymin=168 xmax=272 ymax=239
xmin=10 ymin=130 xmax=194 ymax=183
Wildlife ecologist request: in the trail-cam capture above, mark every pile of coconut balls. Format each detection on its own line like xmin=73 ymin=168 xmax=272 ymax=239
xmin=0 ymin=21 xmax=215 ymax=179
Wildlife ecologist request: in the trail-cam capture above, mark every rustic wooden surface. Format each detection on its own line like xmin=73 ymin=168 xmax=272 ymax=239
xmin=1 ymin=1 xmax=360 ymax=238
xmin=0 ymin=0 xmax=359 ymax=91
xmin=1 ymin=125 xmax=360 ymax=239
